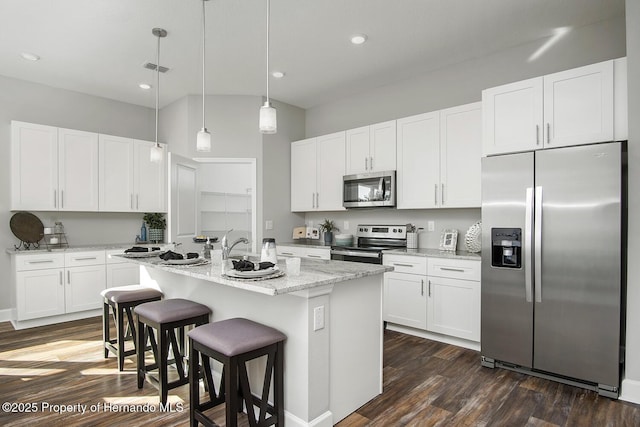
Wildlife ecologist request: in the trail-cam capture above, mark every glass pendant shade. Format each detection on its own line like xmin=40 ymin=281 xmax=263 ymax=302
xmin=197 ymin=128 xmax=212 ymax=152
xmin=259 ymin=101 xmax=277 ymax=134
xmin=150 ymin=143 xmax=163 ymax=163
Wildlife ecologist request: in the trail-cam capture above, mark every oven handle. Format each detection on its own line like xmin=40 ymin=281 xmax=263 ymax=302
xmin=330 ymin=249 xmax=381 ymax=258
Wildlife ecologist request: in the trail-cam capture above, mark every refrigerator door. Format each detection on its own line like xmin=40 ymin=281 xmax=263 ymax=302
xmin=481 ymin=152 xmax=534 ymax=368
xmin=533 ymin=142 xmax=621 ymax=387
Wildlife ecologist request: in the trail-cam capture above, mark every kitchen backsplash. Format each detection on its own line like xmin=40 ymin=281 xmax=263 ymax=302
xmin=304 ymin=208 xmax=480 ymax=250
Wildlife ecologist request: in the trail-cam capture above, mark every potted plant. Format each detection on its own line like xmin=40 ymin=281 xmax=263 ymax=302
xmin=143 ymin=213 xmax=166 ymax=243
xmin=319 ymin=219 xmax=338 ymax=245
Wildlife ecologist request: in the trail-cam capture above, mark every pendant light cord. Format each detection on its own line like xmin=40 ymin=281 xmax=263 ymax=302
xmin=265 ymin=0 xmax=270 ymax=103
xmin=202 ymin=0 xmax=206 ymax=129
xmin=155 ymin=32 xmax=160 ymax=145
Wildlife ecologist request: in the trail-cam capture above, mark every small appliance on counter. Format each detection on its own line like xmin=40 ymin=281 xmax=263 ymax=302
xmin=292 ymin=226 xmax=319 ymax=240
xmin=306 ymin=227 xmax=319 ymax=239
xmin=260 ymin=238 xmax=277 ymax=264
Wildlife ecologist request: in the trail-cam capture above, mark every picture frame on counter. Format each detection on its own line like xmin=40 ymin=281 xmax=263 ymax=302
xmin=439 ymin=229 xmax=458 ymax=251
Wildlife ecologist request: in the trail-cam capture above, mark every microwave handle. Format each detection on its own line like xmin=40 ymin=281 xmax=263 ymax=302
xmin=380 ymin=177 xmax=385 ymax=199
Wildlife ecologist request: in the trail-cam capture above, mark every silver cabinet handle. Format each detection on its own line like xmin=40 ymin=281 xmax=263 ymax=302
xmin=316 ymin=192 xmax=319 ymax=208
xmin=131 ymin=194 xmax=134 ymax=210
xmin=428 ymin=279 xmax=431 ymax=297
xmin=524 ymin=187 xmax=534 ymax=302
xmin=312 ymin=193 xmax=315 ymax=208
xmin=365 ymin=157 xmax=368 ymax=170
xmin=54 ymin=190 xmax=57 ymax=208
xmin=434 ymin=184 xmax=438 ymax=205
xmin=421 ymin=279 xmax=424 ymax=296
xmin=136 ymin=194 xmax=139 ymax=210
xmin=534 ymin=186 xmax=543 ymax=303
xmin=307 ymin=254 xmax=322 ymax=258
xmin=281 ymin=252 xmax=294 ymax=256
xmin=28 ymin=259 xmax=54 ymax=264
xmin=75 ymin=257 xmax=97 ymax=261
xmin=546 ymin=123 xmax=550 ymax=144
xmin=441 ymin=183 xmax=445 ymax=205
xmin=393 ymin=263 xmax=415 ymax=268
xmin=440 ymin=267 xmax=464 ymax=273
xmin=370 ymin=156 xmax=373 ymax=170
xmin=59 ymin=271 xmax=63 ymax=285
xmin=67 ymin=270 xmax=70 ymax=284
xmin=61 ymin=190 xmax=64 ymax=208
xmin=536 ymin=125 xmax=540 ymax=145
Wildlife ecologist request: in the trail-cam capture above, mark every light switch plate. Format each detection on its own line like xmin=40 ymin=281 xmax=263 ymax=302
xmin=265 ymin=220 xmax=273 ymax=230
xmin=313 ymin=306 xmax=325 ymax=331
xmin=343 ymin=221 xmax=349 ymax=230
xmin=428 ymin=221 xmax=435 ymax=232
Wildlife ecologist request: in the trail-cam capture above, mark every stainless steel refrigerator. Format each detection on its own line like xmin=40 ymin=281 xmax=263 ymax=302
xmin=480 ymin=141 xmax=625 ymax=398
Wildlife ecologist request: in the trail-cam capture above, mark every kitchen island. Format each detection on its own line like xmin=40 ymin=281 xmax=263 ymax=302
xmin=117 ymin=255 xmax=392 ymax=427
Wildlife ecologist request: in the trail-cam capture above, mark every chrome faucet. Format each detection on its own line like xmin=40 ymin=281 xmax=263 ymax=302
xmin=221 ymin=229 xmax=249 ymax=260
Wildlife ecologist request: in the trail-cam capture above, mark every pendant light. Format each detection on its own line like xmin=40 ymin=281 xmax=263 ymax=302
xmin=259 ymin=0 xmax=277 ymax=134
xmin=150 ymin=27 xmax=167 ymax=163
xmin=196 ymin=0 xmax=212 ymax=152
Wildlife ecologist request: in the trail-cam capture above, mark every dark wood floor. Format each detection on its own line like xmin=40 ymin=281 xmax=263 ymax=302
xmin=0 ymin=317 xmax=638 ymax=427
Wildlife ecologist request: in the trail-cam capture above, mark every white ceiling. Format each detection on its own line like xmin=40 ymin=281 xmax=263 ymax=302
xmin=0 ymin=0 xmax=625 ymax=110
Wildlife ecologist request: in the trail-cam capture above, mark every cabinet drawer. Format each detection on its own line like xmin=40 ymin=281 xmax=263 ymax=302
xmin=277 ymin=246 xmax=330 ymax=260
xmin=428 ymin=257 xmax=480 ymax=281
xmin=65 ymin=251 xmax=106 ymax=267
xmin=15 ymin=253 xmax=65 ymax=271
xmin=383 ymin=254 xmax=427 ymax=275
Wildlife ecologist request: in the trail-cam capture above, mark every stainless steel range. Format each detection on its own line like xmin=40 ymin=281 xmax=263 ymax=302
xmin=330 ymin=225 xmax=407 ymax=264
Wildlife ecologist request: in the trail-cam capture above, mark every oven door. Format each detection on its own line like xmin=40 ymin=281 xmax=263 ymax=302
xmin=330 ymin=248 xmax=382 ymax=264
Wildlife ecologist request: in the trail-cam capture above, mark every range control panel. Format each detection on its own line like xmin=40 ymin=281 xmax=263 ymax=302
xmin=356 ymin=225 xmax=407 ymax=239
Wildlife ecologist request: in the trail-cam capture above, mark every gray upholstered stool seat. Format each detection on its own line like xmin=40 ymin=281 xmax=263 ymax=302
xmin=135 ymin=298 xmax=211 ymax=404
xmin=188 ymin=318 xmax=285 ymax=427
xmin=101 ymin=285 xmax=163 ymax=371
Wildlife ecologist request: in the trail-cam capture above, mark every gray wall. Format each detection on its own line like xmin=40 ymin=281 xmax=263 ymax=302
xmin=0 ymin=75 xmax=156 ymax=312
xmin=624 ymin=0 xmax=640 ymax=401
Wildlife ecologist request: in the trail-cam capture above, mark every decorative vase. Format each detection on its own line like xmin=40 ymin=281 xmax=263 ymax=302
xmin=148 ymin=228 xmax=164 ymax=243
xmin=323 ymin=231 xmax=333 ymax=245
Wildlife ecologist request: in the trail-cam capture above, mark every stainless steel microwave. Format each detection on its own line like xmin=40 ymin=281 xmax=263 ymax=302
xmin=343 ymin=170 xmax=396 ymax=208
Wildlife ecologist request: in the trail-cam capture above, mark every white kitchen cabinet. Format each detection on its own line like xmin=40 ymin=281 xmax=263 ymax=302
xmin=64 ymin=251 xmax=106 ymax=313
xmin=345 ymin=120 xmax=396 ymax=174
xmin=15 ymin=253 xmax=66 ymax=321
xmin=277 ymin=245 xmax=330 ymax=260
xmin=383 ymin=255 xmax=428 ymax=329
xmin=483 ymin=59 xmax=618 ymax=156
xmin=426 ymin=258 xmax=480 ymax=342
xmin=396 ymin=111 xmax=440 ymax=209
xmin=106 ymin=249 xmax=141 ymax=287
xmin=290 ymin=133 xmax=345 ymax=212
xmin=11 ymin=121 xmax=59 ymax=210
xmin=58 ymin=128 xmax=99 ymax=211
xmin=440 ymin=103 xmax=482 ymax=207
xmin=99 ymin=135 xmax=166 ymax=212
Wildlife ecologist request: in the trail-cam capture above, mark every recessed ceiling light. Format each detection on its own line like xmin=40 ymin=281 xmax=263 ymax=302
xmin=139 ymin=83 xmax=152 ymax=90
xmin=21 ymin=52 xmax=40 ymax=61
xmin=350 ymin=34 xmax=368 ymax=45
xmin=272 ymin=71 xmax=285 ymax=79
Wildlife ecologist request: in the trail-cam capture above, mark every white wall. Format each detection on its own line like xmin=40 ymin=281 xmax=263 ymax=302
xmin=622 ymin=0 xmax=640 ymax=404
xmin=0 ymin=75 xmax=156 ymax=313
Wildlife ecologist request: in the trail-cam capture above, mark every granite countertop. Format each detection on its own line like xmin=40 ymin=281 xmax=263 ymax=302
xmin=115 ymin=254 xmax=392 ymax=296
xmin=6 ymin=243 xmax=171 ymax=256
xmin=383 ymin=248 xmax=481 ymax=261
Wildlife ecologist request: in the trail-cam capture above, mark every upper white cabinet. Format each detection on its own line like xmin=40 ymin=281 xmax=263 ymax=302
xmin=345 ymin=120 xmax=396 ymax=174
xmin=58 ymin=128 xmax=99 ymax=211
xmin=397 ymin=102 xmax=481 ymax=209
xmin=483 ymin=59 xmax=626 ymax=156
xmin=11 ymin=122 xmax=99 ymax=211
xmin=291 ymin=132 xmax=346 ymax=212
xmin=11 ymin=121 xmax=59 ymax=210
xmin=133 ymin=140 xmax=166 ymax=212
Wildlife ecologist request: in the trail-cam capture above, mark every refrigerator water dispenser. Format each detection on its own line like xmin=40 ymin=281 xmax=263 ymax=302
xmin=491 ymin=228 xmax=521 ymax=268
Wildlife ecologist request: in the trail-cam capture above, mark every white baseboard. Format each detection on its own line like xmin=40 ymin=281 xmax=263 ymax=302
xmin=386 ymin=323 xmax=481 ymax=351
xmin=285 ymin=410 xmax=333 ymax=427
xmin=0 ymin=308 xmax=14 ymax=323
xmin=620 ymin=378 xmax=640 ymax=404
xmin=10 ymin=309 xmax=101 ymax=330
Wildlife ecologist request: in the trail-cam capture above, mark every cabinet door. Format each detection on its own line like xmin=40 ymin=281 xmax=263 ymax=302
xmin=427 ymin=276 xmax=480 ymax=342
xmin=440 ymin=103 xmax=481 ymax=208
xmin=291 ymin=138 xmax=317 ymax=212
xmin=134 ymin=140 xmax=166 ymax=212
xmin=65 ymin=265 xmax=106 ymax=313
xmin=11 ymin=121 xmax=58 ymax=210
xmin=482 ymin=77 xmax=543 ymax=156
xmin=58 ymin=128 xmax=99 ymax=211
xmin=99 ymin=134 xmax=135 ymax=211
xmin=317 ymin=132 xmax=346 ymax=211
xmin=369 ymin=120 xmax=396 ymax=172
xmin=383 ymin=272 xmax=427 ymax=329
xmin=106 ymin=263 xmax=140 ymax=287
xmin=16 ymin=269 xmax=65 ymax=320
xmin=544 ymin=60 xmax=614 ymax=148
xmin=345 ymin=126 xmax=370 ymax=174
xmin=396 ymin=112 xmax=440 ymax=209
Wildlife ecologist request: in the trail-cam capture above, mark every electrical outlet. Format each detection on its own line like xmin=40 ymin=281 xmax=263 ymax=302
xmin=343 ymin=221 xmax=349 ymax=230
xmin=265 ymin=220 xmax=273 ymax=230
xmin=428 ymin=221 xmax=435 ymax=232
xmin=313 ymin=306 xmax=325 ymax=331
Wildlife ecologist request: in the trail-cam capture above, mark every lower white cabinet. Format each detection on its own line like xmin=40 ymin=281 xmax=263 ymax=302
xmin=65 ymin=264 xmax=106 ymax=313
xmin=383 ymin=255 xmax=428 ymax=329
xmin=16 ymin=267 xmax=66 ymax=321
xmin=276 ymin=245 xmax=330 ymax=260
xmin=106 ymin=249 xmax=140 ymax=287
xmin=427 ymin=258 xmax=481 ymax=342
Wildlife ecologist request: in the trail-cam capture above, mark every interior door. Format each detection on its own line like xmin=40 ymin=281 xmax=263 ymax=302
xmin=168 ymin=153 xmax=199 ymax=253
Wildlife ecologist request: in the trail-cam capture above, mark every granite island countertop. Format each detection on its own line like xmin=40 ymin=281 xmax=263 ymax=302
xmin=115 ymin=254 xmax=392 ymax=296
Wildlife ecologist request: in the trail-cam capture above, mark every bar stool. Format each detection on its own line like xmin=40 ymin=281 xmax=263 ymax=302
xmin=135 ymin=298 xmax=211 ymax=404
xmin=188 ymin=318 xmax=286 ymax=427
xmin=101 ymin=285 xmax=163 ymax=371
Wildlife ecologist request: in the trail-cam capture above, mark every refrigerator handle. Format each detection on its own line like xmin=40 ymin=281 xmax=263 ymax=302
xmin=534 ymin=186 xmax=543 ymax=303
xmin=524 ymin=187 xmax=534 ymax=302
